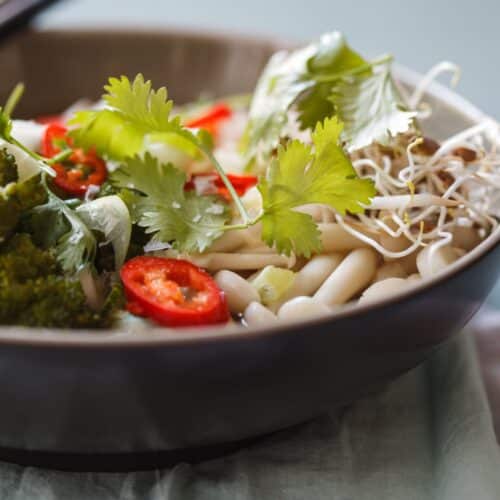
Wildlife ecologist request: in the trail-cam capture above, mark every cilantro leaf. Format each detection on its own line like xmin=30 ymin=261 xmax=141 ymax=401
xmin=295 ymin=83 xmax=335 ymax=131
xmin=0 ymin=84 xmax=97 ymax=273
xmin=258 ymin=117 xmax=375 ymax=257
xmin=244 ymin=31 xmax=417 ymax=164
xmin=70 ymin=74 xmax=196 ymax=161
xmin=71 ymin=74 xmax=251 ymax=225
xmin=243 ymin=32 xmax=368 ymax=162
xmin=76 ymin=195 xmax=132 ymax=270
xmin=330 ymin=65 xmax=418 ymax=151
xmin=241 ymin=48 xmax=315 ymax=164
xmin=26 ymin=191 xmax=96 ymax=274
xmin=112 ymin=154 xmax=230 ymax=253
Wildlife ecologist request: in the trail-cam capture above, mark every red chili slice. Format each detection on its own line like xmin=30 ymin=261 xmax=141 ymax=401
xmin=121 ymin=256 xmax=229 ymax=327
xmin=42 ymin=123 xmax=107 ymax=197
xmin=42 ymin=123 xmax=70 ymax=157
xmin=185 ymin=172 xmax=258 ymax=200
xmin=215 ymin=173 xmax=258 ymax=199
xmin=185 ymin=103 xmax=232 ymax=138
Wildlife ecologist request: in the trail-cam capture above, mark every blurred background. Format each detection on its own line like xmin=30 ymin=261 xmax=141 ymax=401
xmin=37 ymin=0 xmax=500 ymax=118
xmin=35 ymin=0 xmax=500 ymax=304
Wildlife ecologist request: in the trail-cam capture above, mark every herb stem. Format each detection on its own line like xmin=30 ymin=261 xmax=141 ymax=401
xmin=3 ymin=83 xmax=24 ymax=118
xmin=221 ymin=213 xmax=263 ymax=232
xmin=48 ymin=149 xmax=73 ymax=165
xmin=9 ymin=136 xmax=56 ymax=177
xmin=198 ymin=142 xmax=252 ymax=225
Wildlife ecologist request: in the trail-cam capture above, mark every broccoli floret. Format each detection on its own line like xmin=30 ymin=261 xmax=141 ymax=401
xmin=0 ymin=234 xmax=123 ymax=328
xmin=0 ymin=148 xmax=17 ymax=186
xmin=0 ymin=174 xmax=47 ymax=243
xmin=0 ymin=147 xmax=47 ymax=242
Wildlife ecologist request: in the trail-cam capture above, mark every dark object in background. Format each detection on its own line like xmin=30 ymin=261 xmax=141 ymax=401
xmin=0 ymin=29 xmax=498 ymax=471
xmin=0 ymin=0 xmax=59 ymax=37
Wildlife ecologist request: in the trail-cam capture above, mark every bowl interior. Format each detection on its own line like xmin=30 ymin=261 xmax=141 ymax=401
xmin=0 ymin=28 xmax=498 ymax=345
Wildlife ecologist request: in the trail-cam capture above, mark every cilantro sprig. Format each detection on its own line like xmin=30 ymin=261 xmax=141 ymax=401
xmin=112 ymin=154 xmax=230 ymax=253
xmin=70 ymin=74 xmax=252 ymax=226
xmin=243 ymin=31 xmax=415 ymax=164
xmin=258 ymin=117 xmax=376 ymax=256
xmin=330 ymin=65 xmax=417 ymax=152
xmin=24 ymin=175 xmax=97 ymax=273
xmin=0 ymin=84 xmax=119 ymax=274
xmin=69 ymin=73 xmax=375 ymax=258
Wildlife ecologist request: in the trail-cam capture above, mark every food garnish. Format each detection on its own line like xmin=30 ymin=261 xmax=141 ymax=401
xmin=121 ymin=256 xmax=229 ymax=326
xmin=0 ymin=30 xmax=497 ymax=329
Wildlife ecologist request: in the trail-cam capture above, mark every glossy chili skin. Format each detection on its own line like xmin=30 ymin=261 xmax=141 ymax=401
xmin=185 ymin=103 xmax=232 ymax=137
xmin=42 ymin=124 xmax=107 ymax=197
xmin=121 ymin=256 xmax=229 ymax=327
xmin=185 ymin=172 xmax=258 ymax=200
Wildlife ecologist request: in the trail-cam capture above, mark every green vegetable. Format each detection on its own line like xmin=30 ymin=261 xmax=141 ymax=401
xmin=71 ymin=74 xmax=251 ymax=225
xmin=70 ymin=74 xmax=203 ymax=161
xmin=70 ymin=72 xmax=375 ymax=259
xmin=0 ymin=148 xmax=17 ymax=185
xmin=76 ymin=195 xmax=132 ymax=269
xmin=0 ymin=234 xmax=122 ymax=328
xmin=112 ymin=154 xmax=230 ymax=253
xmin=243 ymin=31 xmax=414 ymax=163
xmin=258 ymin=117 xmax=376 ymax=257
xmin=0 ymin=83 xmax=104 ymax=274
xmin=25 ymin=186 xmax=97 ymax=274
xmin=0 ymin=84 xmax=55 ymax=179
xmin=251 ymin=266 xmax=296 ymax=305
xmin=331 ymin=66 xmax=417 ymax=151
xmin=0 ymin=173 xmax=47 ymax=243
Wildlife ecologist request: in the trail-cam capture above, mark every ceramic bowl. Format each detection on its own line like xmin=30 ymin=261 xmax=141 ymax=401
xmin=0 ymin=28 xmax=498 ymax=468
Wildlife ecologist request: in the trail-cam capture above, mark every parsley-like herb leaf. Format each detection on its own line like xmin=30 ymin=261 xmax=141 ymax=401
xmin=244 ymin=31 xmax=416 ymax=163
xmin=71 ymin=74 xmax=252 ymax=225
xmin=27 ymin=192 xmax=97 ymax=274
xmin=258 ymin=117 xmax=375 ymax=257
xmin=70 ymin=74 xmax=198 ymax=161
xmin=112 ymin=154 xmax=230 ymax=253
xmin=243 ymin=32 xmax=368 ymax=162
xmin=330 ymin=66 xmax=418 ymax=152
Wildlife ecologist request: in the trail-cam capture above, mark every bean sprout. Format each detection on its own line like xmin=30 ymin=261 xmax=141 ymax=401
xmin=408 ymin=61 xmax=461 ymax=109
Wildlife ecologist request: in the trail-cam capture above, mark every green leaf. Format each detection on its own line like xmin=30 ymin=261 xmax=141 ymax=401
xmin=112 ymin=154 xmax=230 ymax=253
xmin=242 ymin=48 xmax=314 ymax=165
xmin=0 ymin=174 xmax=47 ymax=243
xmin=330 ymin=65 xmax=417 ymax=151
xmin=295 ymin=83 xmax=335 ymax=131
xmin=0 ymin=148 xmax=18 ymax=186
xmin=71 ymin=74 xmax=250 ymax=225
xmin=261 ymin=207 xmax=322 ymax=259
xmin=76 ymin=195 xmax=132 ymax=269
xmin=306 ymin=31 xmax=367 ymax=75
xmin=27 ymin=193 xmax=96 ymax=274
xmin=258 ymin=117 xmax=375 ymax=257
xmin=70 ymin=74 xmax=196 ymax=161
xmin=244 ymin=31 xmax=368 ymax=163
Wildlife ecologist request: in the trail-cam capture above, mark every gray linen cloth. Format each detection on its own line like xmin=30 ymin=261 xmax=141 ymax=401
xmin=0 ymin=330 xmax=499 ymax=499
